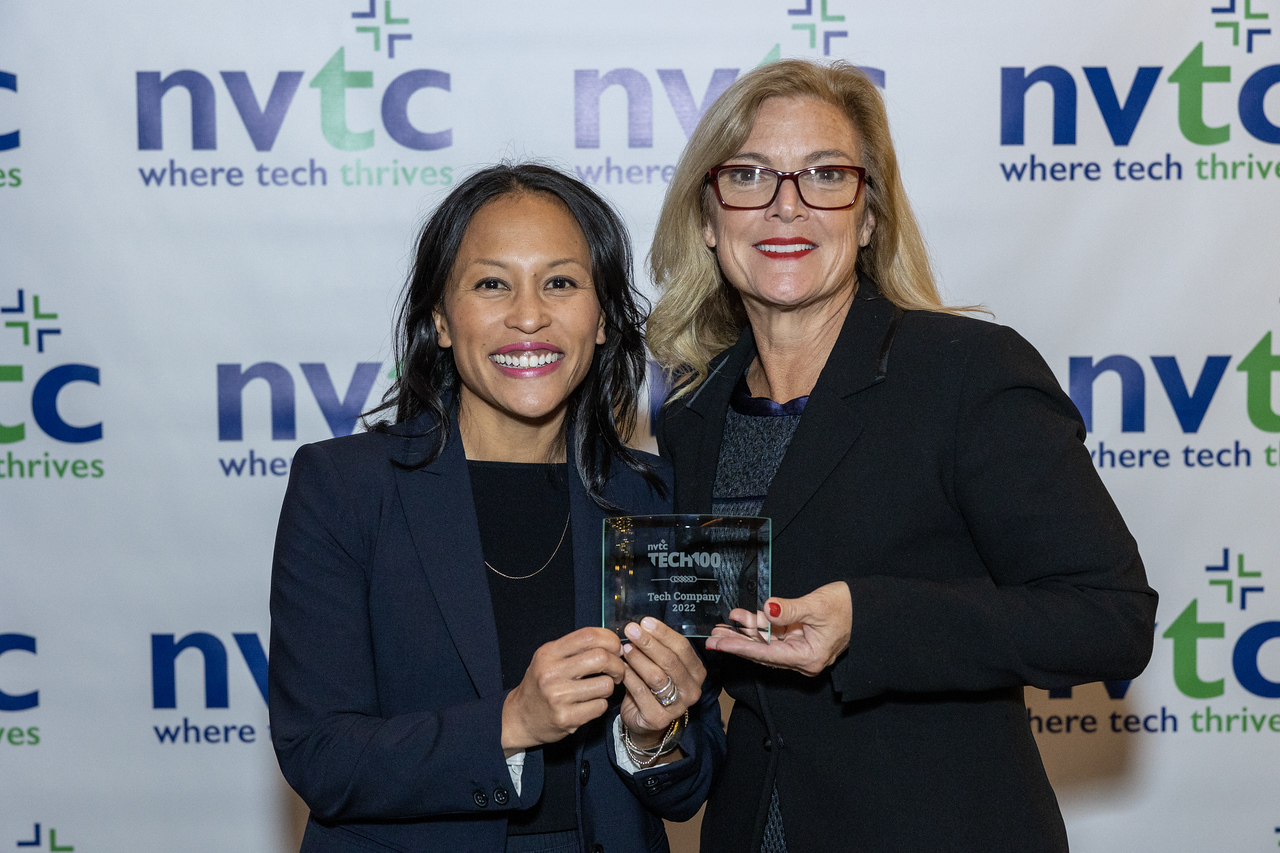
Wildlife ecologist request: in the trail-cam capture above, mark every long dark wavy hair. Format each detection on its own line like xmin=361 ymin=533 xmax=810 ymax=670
xmin=367 ymin=163 xmax=664 ymax=508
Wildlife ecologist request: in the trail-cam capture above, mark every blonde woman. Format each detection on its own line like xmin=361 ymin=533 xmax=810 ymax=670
xmin=647 ymin=60 xmax=1156 ymax=853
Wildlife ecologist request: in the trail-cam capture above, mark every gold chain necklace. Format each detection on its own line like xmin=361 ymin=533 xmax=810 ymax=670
xmin=484 ymin=512 xmax=571 ymax=580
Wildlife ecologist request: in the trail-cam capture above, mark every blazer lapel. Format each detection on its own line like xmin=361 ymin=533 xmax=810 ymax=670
xmin=674 ymin=330 xmax=757 ymax=513
xmin=567 ymin=458 xmax=607 ymax=630
xmin=761 ymin=279 xmax=902 ymax=539
xmin=392 ymin=414 xmax=503 ymax=698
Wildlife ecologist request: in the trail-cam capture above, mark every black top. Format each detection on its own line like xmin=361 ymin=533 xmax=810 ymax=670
xmin=468 ymin=460 xmax=577 ymax=836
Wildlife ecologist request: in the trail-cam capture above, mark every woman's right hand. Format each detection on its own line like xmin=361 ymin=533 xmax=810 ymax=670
xmin=501 ymin=627 xmax=626 ymax=754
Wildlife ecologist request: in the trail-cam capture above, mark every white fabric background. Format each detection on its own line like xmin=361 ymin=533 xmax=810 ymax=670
xmin=2 ymin=0 xmax=1278 ymax=849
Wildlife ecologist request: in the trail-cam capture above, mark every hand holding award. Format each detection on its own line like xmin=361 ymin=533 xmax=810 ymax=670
xmin=603 ymin=514 xmax=771 ymax=639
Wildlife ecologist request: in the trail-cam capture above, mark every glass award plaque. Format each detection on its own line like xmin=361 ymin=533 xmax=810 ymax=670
xmin=602 ymin=514 xmax=771 ymax=639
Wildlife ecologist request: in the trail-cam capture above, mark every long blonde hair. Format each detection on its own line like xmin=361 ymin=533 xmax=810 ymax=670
xmin=647 ymin=59 xmax=960 ymax=398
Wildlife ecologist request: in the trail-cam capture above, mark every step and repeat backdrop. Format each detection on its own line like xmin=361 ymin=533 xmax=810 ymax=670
xmin=3 ymin=0 xmax=1279 ymax=850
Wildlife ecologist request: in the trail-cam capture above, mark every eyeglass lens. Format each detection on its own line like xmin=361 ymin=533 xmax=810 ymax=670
xmin=715 ymin=167 xmax=861 ymax=209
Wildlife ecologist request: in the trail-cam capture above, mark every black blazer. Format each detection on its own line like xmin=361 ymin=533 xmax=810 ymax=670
xmin=657 ymin=279 xmax=1157 ymax=853
xmin=269 ymin=412 xmax=724 ymax=853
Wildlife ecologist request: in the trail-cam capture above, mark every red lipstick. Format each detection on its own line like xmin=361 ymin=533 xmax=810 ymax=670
xmin=753 ymin=237 xmax=816 ymax=259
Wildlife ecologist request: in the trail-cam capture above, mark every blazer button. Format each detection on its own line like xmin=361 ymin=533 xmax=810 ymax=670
xmin=762 ymin=737 xmax=772 ymax=751
xmin=493 ymin=786 xmax=509 ymax=805
xmin=592 ymin=845 xmax=604 ymax=853
xmin=580 ymin=760 xmax=591 ymax=786
xmin=472 ymin=790 xmax=488 ymax=808
xmin=643 ymin=775 xmax=658 ymax=788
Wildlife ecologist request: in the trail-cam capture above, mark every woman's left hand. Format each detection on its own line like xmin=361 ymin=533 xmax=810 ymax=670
xmin=618 ymin=617 xmax=706 ymax=756
xmin=705 ymin=581 xmax=852 ymax=676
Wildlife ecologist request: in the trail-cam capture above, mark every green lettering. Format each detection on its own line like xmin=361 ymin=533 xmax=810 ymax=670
xmin=1168 ymin=42 xmax=1231 ymax=145
xmin=1162 ymin=599 xmax=1225 ymax=698
xmin=0 ymin=365 xmax=24 ymax=443
xmin=1237 ymin=332 xmax=1280 ymax=431
xmin=309 ymin=48 xmax=374 ymax=151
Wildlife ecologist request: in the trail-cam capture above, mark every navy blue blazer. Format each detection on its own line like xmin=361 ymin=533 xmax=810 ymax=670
xmin=269 ymin=412 xmax=724 ymax=853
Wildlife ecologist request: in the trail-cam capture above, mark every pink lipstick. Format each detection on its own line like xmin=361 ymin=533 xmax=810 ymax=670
xmin=489 ymin=341 xmax=566 ymax=377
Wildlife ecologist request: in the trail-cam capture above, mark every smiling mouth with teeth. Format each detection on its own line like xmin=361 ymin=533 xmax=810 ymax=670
xmin=490 ymin=351 xmax=564 ymax=369
xmin=755 ymin=243 xmax=817 ymax=254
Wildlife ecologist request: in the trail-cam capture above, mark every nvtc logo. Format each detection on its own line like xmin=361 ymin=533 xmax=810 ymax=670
xmin=138 ymin=2 xmax=447 ymax=154
xmin=574 ymin=68 xmax=740 ymax=149
xmin=216 ymin=361 xmax=381 ymax=441
xmin=137 ymin=51 xmax=450 ymax=153
xmin=215 ymin=361 xmax=382 ymax=478
xmin=1003 ymin=3 xmax=1280 ymax=149
xmin=151 ymin=632 xmax=267 ymax=746
xmin=1 ymin=290 xmax=105 ymax=482
xmin=1069 ymin=332 xmax=1280 ymax=434
xmin=151 ymin=632 xmax=267 ymax=708
xmin=1162 ymin=546 xmax=1280 ymax=701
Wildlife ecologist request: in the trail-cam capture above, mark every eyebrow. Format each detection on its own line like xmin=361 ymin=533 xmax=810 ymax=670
xmin=728 ymin=149 xmax=855 ymax=167
xmin=470 ymin=258 xmax=587 ymax=270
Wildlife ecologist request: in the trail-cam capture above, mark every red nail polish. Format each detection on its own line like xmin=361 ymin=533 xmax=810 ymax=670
xmin=768 ymin=602 xmax=781 ymax=618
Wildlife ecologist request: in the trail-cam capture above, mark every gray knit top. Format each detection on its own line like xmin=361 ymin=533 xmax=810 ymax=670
xmin=709 ymin=369 xmax=808 ymax=853
xmin=710 ymin=372 xmax=807 ymax=519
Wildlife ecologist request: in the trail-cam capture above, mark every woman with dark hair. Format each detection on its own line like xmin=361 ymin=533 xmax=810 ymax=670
xmin=269 ymin=163 xmax=724 ymax=853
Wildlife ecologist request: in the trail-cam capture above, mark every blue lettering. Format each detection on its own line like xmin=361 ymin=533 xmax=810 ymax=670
xmin=575 ymin=68 xmax=653 ymax=149
xmin=31 ymin=364 xmax=102 ymax=443
xmin=299 ymin=362 xmax=381 ymax=437
xmin=232 ymin=633 xmax=269 ymax=703
xmin=655 ymin=69 xmax=738 ymax=139
xmin=219 ymin=71 xmax=303 ymax=152
xmin=136 ymin=70 xmax=217 ymax=151
xmin=0 ymin=71 xmax=17 ymax=151
xmin=0 ymin=634 xmax=37 ymax=711
xmin=1069 ymin=355 xmax=1145 ymax=432
xmin=1233 ymin=622 xmax=1280 ymax=698
xmin=380 ymin=69 xmax=451 ymax=150
xmin=1082 ymin=66 xmax=1162 ymax=146
xmin=1151 ymin=355 xmax=1230 ymax=433
xmin=151 ymin=633 xmax=268 ymax=709
xmin=217 ymin=362 xmax=295 ymax=441
xmin=1239 ymin=64 xmax=1280 ymax=144
xmin=151 ymin=633 xmax=228 ymax=709
xmin=1001 ymin=65 xmax=1077 ymax=145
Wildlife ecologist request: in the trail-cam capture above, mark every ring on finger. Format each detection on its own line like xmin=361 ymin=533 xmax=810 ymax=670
xmin=652 ymin=676 xmax=678 ymax=706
